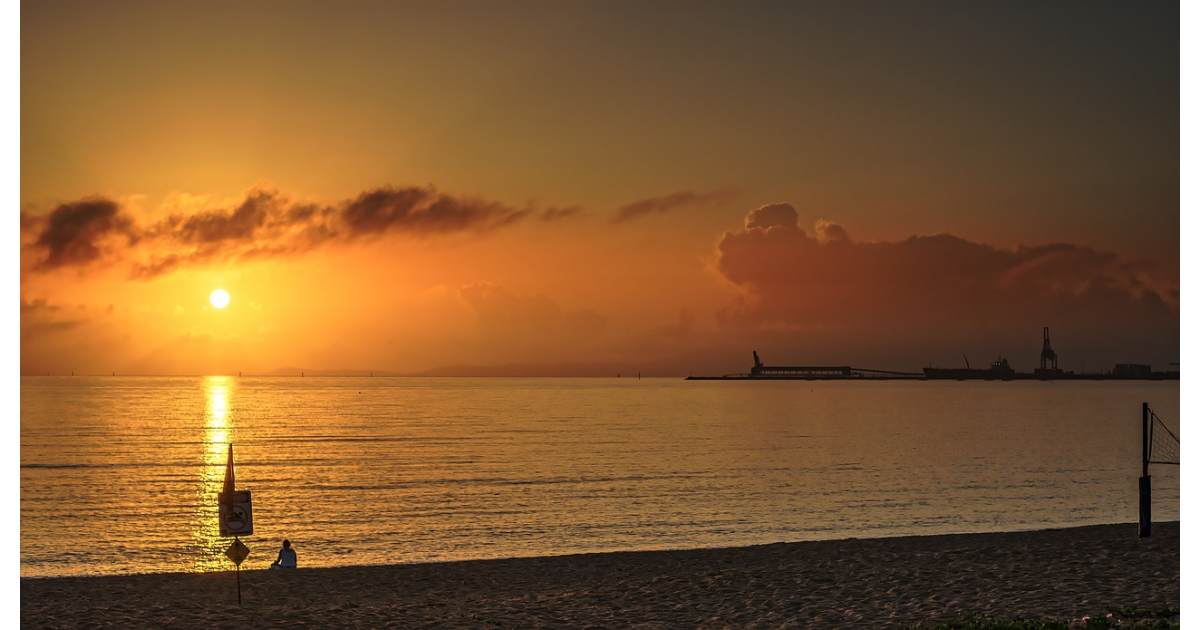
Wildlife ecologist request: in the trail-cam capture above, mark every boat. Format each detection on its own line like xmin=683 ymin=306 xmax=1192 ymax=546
xmin=923 ymin=356 xmax=1016 ymax=380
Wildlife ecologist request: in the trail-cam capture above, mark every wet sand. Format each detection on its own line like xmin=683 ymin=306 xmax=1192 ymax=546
xmin=21 ymin=522 xmax=1179 ymax=628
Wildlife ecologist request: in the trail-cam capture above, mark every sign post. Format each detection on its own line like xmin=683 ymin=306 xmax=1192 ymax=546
xmin=225 ymin=537 xmax=250 ymax=605
xmin=219 ymin=444 xmax=253 ymax=604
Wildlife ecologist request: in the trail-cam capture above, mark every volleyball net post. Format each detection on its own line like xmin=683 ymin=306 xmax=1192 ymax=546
xmin=1139 ymin=402 xmax=1151 ymax=537
xmin=1140 ymin=401 xmax=1180 ymax=538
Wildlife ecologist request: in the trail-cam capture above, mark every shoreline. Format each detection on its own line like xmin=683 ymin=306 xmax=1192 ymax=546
xmin=18 ymin=519 xmax=1177 ymax=582
xmin=22 ymin=522 xmax=1179 ymax=627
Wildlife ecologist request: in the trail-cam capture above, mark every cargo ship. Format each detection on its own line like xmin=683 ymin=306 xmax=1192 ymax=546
xmin=922 ymin=356 xmax=1016 ymax=380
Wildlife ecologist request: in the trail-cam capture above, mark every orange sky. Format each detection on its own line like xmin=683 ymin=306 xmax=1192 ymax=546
xmin=20 ymin=1 xmax=1179 ymax=375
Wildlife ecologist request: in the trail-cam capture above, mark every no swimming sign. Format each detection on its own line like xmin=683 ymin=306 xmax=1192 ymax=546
xmin=218 ymin=490 xmax=254 ymax=537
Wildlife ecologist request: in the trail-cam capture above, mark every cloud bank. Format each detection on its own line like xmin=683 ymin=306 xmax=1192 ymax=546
xmin=21 ymin=185 xmax=702 ymax=278
xmin=21 ymin=185 xmax=540 ymax=278
xmin=714 ymin=203 xmax=1177 ymax=368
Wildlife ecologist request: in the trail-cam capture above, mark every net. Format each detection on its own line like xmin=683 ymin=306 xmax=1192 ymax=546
xmin=1147 ymin=409 xmax=1179 ymax=466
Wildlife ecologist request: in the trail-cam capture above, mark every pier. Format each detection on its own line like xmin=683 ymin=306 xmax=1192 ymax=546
xmin=686 ymin=329 xmax=1178 ymax=381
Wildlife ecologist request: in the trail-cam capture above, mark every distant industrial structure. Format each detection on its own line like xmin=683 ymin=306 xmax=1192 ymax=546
xmin=1035 ymin=326 xmax=1062 ymax=378
xmin=687 ymin=327 xmax=1178 ymax=381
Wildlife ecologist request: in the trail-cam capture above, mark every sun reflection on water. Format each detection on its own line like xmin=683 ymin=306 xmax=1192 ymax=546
xmin=191 ymin=376 xmax=234 ymax=572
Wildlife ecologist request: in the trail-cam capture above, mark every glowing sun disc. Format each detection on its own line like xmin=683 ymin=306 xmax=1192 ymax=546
xmin=210 ymin=289 xmax=231 ymax=309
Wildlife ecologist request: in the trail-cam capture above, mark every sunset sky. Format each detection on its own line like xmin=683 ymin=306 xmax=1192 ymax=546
xmin=20 ymin=1 xmax=1179 ymax=375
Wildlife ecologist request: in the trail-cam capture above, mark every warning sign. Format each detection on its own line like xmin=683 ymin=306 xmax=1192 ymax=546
xmin=225 ymin=538 xmax=250 ymax=566
xmin=218 ymin=490 xmax=254 ymax=536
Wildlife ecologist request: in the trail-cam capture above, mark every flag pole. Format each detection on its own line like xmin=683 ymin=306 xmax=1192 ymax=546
xmin=224 ymin=443 xmax=236 ymax=496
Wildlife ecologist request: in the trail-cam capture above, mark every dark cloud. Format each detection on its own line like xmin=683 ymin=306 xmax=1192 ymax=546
xmin=341 ymin=187 xmax=528 ymax=236
xmin=714 ymin=203 xmax=1178 ymax=369
xmin=174 ymin=190 xmax=277 ymax=243
xmin=613 ymin=189 xmax=736 ymax=223
xmin=23 ymin=185 xmax=548 ymax=278
xmin=27 ymin=198 xmax=135 ymax=270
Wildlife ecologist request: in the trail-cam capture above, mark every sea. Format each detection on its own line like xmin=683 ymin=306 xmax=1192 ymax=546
xmin=20 ymin=376 xmax=1179 ymax=577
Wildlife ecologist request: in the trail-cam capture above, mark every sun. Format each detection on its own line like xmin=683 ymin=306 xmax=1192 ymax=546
xmin=209 ymin=289 xmax=231 ymax=309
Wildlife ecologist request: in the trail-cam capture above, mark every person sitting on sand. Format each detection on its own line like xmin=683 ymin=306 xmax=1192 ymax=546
xmin=270 ymin=539 xmax=297 ymax=569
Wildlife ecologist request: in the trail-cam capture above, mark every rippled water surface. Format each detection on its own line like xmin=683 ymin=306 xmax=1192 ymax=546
xmin=21 ymin=377 xmax=1179 ymax=577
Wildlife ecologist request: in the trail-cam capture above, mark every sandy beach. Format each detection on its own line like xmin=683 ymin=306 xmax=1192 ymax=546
xmin=21 ymin=522 xmax=1178 ymax=628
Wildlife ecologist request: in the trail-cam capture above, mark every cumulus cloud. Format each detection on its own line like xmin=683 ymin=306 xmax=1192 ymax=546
xmin=613 ymin=189 xmax=736 ymax=223
xmin=743 ymin=202 xmax=798 ymax=230
xmin=714 ymin=203 xmax=1178 ymax=369
xmin=814 ymin=218 xmax=849 ymax=243
xmin=21 ymin=185 xmax=544 ymax=278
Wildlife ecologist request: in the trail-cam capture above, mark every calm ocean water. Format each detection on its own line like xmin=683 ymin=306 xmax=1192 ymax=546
xmin=21 ymin=377 xmax=1179 ymax=577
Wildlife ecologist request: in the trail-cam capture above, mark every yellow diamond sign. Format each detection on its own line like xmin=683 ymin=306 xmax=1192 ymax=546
xmin=225 ymin=538 xmax=250 ymax=566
